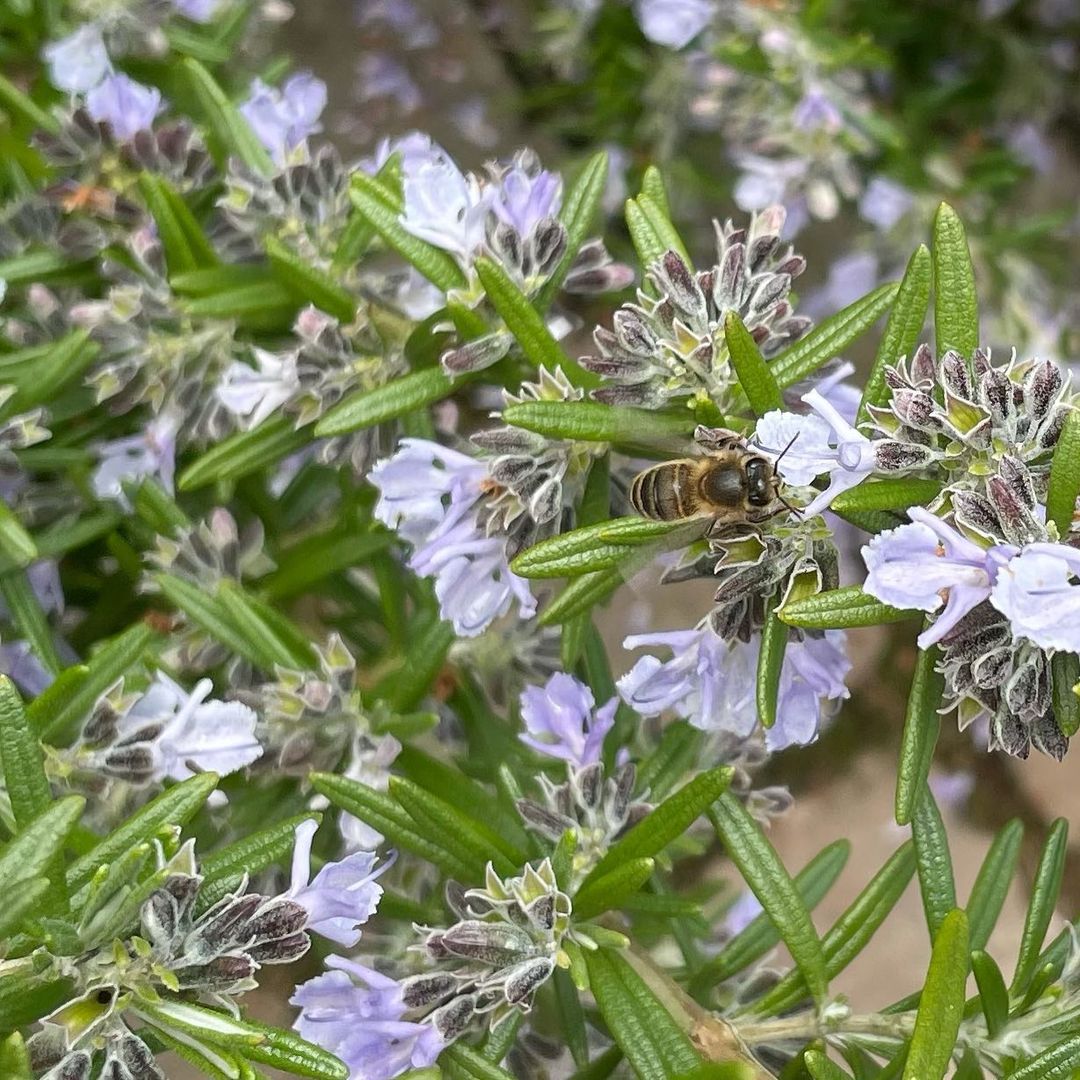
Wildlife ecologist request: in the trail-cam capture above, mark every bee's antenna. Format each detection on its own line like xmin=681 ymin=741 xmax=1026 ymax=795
xmin=772 ymin=432 xmax=800 ymax=469
xmin=778 ymin=495 xmax=804 ymax=518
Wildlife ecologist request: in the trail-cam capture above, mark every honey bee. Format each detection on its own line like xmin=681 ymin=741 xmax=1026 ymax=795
xmin=630 ymin=427 xmax=797 ymax=530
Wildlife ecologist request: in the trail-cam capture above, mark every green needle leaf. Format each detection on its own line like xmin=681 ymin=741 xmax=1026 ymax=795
xmin=178 ymin=414 xmax=313 ymax=491
xmin=0 ymin=796 xmax=84 ymax=896
xmin=966 ymin=819 xmax=1023 ymax=953
xmin=502 ymin=400 xmax=693 ymax=443
xmin=583 ymin=948 xmax=700 ymax=1078
xmin=752 ymin=841 xmax=916 ymax=1015
xmin=389 ymin=775 xmax=525 ymax=877
xmin=710 ymin=792 xmax=828 ymax=1004
xmin=932 ymin=204 xmax=979 ymax=359
xmin=780 ymin=585 xmax=918 ymax=630
xmin=895 ymin=644 xmax=944 ymax=826
xmin=626 ymin=197 xmax=668 ymax=269
xmin=903 ymin=908 xmax=969 ymax=1080
xmin=724 ymin=312 xmax=782 ymax=415
xmin=182 ymin=58 xmax=274 ymax=176
xmin=804 ymin=1051 xmax=854 ymax=1080
xmin=1006 ymin=1035 xmax=1080 ymax=1080
xmin=197 ymin=813 xmax=319 ymax=912
xmin=585 ymin=767 xmax=732 ymax=885
xmin=1047 ymin=410 xmax=1080 ymax=538
xmin=241 ymin=1020 xmax=350 ymax=1079
xmin=535 ymin=151 xmax=609 ymax=311
xmin=350 ymin=172 xmax=467 ymax=293
xmin=829 ymin=477 xmax=942 ymax=515
xmin=971 ymin=950 xmax=1009 ymax=1039
xmin=0 ymin=501 xmax=37 ymax=572
xmin=311 ymin=772 xmax=474 ymax=881
xmin=264 ymin=234 xmax=357 ymax=323
xmin=511 ymin=517 xmax=690 ymax=578
xmin=139 ymin=174 xmax=218 ymax=275
xmin=688 ymin=840 xmax=849 ymax=996
xmin=911 ymin=784 xmax=957 ymax=941
xmin=858 ymin=244 xmax=931 ymax=424
xmin=66 ymin=773 xmax=217 ymax=894
xmin=0 ymin=677 xmax=52 ymax=828
xmin=32 ymin=623 xmax=155 ymax=741
xmin=475 ymin=255 xmax=591 ymax=384
xmin=538 ymin=566 xmax=626 ymax=625
xmin=441 ymin=1043 xmax=517 ymax=1080
xmin=0 ymin=572 xmax=61 ymax=676
xmin=635 ymin=192 xmax=691 ymax=264
xmin=755 ymin=599 xmax=787 ymax=730
xmin=1012 ymin=818 xmax=1068 ymax=992
xmin=315 ymin=367 xmax=467 ymax=437
xmin=769 ymin=283 xmax=898 ymax=389
xmin=1050 ymin=652 xmax=1080 ymax=738
xmin=574 ymin=858 xmax=656 ymax=920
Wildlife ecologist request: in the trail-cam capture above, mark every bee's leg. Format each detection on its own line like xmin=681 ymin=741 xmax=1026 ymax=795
xmin=693 ymin=426 xmax=745 ymax=452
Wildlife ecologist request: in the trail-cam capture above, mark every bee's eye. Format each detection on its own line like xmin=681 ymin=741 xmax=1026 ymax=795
xmin=745 ymin=459 xmax=773 ymax=506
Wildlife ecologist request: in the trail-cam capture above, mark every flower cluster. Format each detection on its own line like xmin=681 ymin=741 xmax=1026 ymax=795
xmin=26 ymin=826 xmax=385 ymax=1080
xmin=294 ymin=859 xmax=571 ymax=1074
xmin=580 ymin=207 xmax=810 ymax=409
xmin=370 ymin=438 xmax=537 ymax=637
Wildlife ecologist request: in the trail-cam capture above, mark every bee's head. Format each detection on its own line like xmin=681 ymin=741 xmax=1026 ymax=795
xmin=745 ymin=457 xmax=776 ymax=507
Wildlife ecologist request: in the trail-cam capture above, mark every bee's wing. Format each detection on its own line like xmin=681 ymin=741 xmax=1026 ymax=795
xmin=612 ymin=431 xmax=699 ymax=462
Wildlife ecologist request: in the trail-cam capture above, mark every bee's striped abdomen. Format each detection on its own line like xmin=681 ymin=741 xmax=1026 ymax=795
xmin=630 ymin=460 xmax=699 ymax=520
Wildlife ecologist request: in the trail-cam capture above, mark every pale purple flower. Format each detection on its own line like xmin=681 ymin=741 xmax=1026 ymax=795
xmin=733 ymin=155 xmax=808 ymax=214
xmin=356 ymin=54 xmax=422 ymax=112
xmin=173 ymin=0 xmax=224 ymax=20
xmin=26 ymin=560 xmax=64 ymax=616
xmin=365 ymin=131 xmax=443 ymax=176
xmin=43 ymin=25 xmax=110 ymax=94
xmin=119 ymin=673 xmax=262 ymax=782
xmin=85 ymin=74 xmax=163 ymax=140
xmin=450 ymin=98 xmax=498 ymax=148
xmin=354 ymin=0 xmax=439 ymax=49
xmin=619 ymin=625 xmax=848 ymax=751
xmin=288 ymin=819 xmax=388 ymax=947
xmin=408 ymin=508 xmax=536 ymax=637
xmin=773 ymin=631 xmax=851 ymax=750
xmin=859 ymin=176 xmax=915 ymax=232
xmin=240 ymin=73 xmax=327 ymax=165
xmin=805 ymin=253 xmax=881 ymax=321
xmin=370 ymin=439 xmax=536 ymax=636
xmin=793 ymin=88 xmax=844 ymax=134
xmin=92 ymin=412 xmax=178 ymax=503
xmin=339 ymin=733 xmax=401 ymax=851
xmin=1006 ymin=122 xmax=1056 ymax=175
xmin=390 ymin=268 xmax=446 ymax=320
xmin=292 ymin=956 xmax=445 ymax=1079
xmin=216 ymin=348 xmax=298 ymax=428
xmin=491 ymin=165 xmax=562 ymax=237
xmin=929 ymin=769 xmax=974 ymax=813
xmin=370 ymin=438 xmax=485 ymax=546
xmin=989 ymin=542 xmax=1080 ymax=652
xmin=755 ymin=389 xmax=879 ymax=517
xmin=724 ymin=890 xmax=763 ymax=936
xmin=863 ymin=508 xmax=1018 ymax=648
xmin=813 ymin=362 xmax=861 ymax=427
xmin=634 ymin=0 xmax=717 ymax=48
xmin=519 ymin=672 xmax=616 ymax=768
xmin=0 ymin=641 xmax=54 ymax=696
xmin=400 ymin=149 xmax=491 ymax=261
xmin=619 ymin=625 xmax=756 ymax=738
